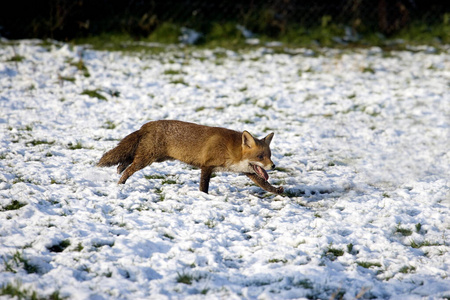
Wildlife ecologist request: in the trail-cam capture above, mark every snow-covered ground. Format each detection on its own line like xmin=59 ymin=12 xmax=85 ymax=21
xmin=0 ymin=40 xmax=449 ymax=299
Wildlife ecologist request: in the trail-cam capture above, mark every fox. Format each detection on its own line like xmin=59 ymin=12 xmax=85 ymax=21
xmin=97 ymin=120 xmax=284 ymax=195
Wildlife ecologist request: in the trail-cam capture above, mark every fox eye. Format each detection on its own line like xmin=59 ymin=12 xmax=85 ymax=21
xmin=257 ymin=153 xmax=264 ymax=160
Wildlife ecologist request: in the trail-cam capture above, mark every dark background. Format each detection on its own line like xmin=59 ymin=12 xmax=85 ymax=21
xmin=1 ymin=0 xmax=449 ymax=41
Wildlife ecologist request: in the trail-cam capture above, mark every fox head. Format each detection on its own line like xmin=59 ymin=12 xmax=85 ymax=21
xmin=240 ymin=131 xmax=276 ymax=181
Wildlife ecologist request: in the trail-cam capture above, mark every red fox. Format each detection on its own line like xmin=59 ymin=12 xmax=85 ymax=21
xmin=97 ymin=120 xmax=283 ymax=194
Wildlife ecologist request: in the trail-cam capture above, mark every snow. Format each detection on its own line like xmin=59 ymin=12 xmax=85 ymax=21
xmin=0 ymin=39 xmax=449 ymax=299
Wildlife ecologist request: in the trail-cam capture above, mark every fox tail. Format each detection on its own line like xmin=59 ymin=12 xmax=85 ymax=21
xmin=97 ymin=130 xmax=141 ymax=170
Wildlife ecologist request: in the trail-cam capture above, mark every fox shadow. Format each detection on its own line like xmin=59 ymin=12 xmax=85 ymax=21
xmin=282 ymin=185 xmax=342 ymax=202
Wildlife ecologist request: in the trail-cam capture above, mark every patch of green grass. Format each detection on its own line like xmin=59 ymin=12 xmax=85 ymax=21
xmin=362 ymin=65 xmax=376 ymax=74
xmin=74 ymin=242 xmax=84 ymax=252
xmin=0 ymin=283 xmax=64 ymax=300
xmin=6 ymin=251 xmax=40 ymax=274
xmin=67 ymin=142 xmax=83 ymax=150
xmin=240 ymin=119 xmax=254 ymax=124
xmin=58 ymin=75 xmax=76 ymax=83
xmin=169 ymin=78 xmax=188 ymax=86
xmin=147 ymin=23 xmax=180 ymax=44
xmin=12 ymin=175 xmax=36 ymax=185
xmin=395 ymin=224 xmax=413 ymax=237
xmin=204 ymin=219 xmax=216 ymax=229
xmin=410 ymin=239 xmax=440 ymax=248
xmin=0 ymin=281 xmax=36 ymax=299
xmin=154 ymin=187 xmax=165 ymax=201
xmin=81 ymin=89 xmax=107 ymax=101
xmin=67 ymin=141 xmax=92 ymax=150
xmin=27 ymin=140 xmax=55 ymax=147
xmin=304 ymin=94 xmax=318 ymax=102
xmin=347 ymin=243 xmax=354 ymax=253
xmin=268 ymin=258 xmax=287 ymax=264
xmin=176 ymin=271 xmax=193 ymax=285
xmin=357 ymin=261 xmax=382 ymax=269
xmin=394 ymin=18 xmax=450 ymax=45
xmin=6 ymin=55 xmax=25 ymax=62
xmin=70 ymin=16 xmax=450 ymax=52
xmin=399 ymin=265 xmax=416 ymax=274
xmin=68 ymin=58 xmax=90 ymax=77
xmin=200 ymin=288 xmax=209 ymax=295
xmin=396 ymin=228 xmax=413 ymax=236
xmin=206 ymin=22 xmax=244 ymax=45
xmin=92 ymin=240 xmax=114 ymax=249
xmin=163 ymin=233 xmax=174 ymax=240
xmin=37 ymin=40 xmax=56 ymax=50
xmin=103 ymin=120 xmax=116 ymax=130
xmin=158 ymin=193 xmax=165 ymax=202
xmin=415 ymin=223 xmax=422 ymax=233
xmin=2 ymin=200 xmax=27 ymax=211
xmin=175 ymin=271 xmax=207 ymax=286
xmin=258 ymin=104 xmax=272 ymax=110
xmin=48 ymin=239 xmax=71 ymax=253
xmin=293 ymin=278 xmax=313 ymax=289
xmin=79 ymin=265 xmax=91 ymax=273
xmin=145 ymin=174 xmax=166 ymax=180
xmin=50 ymin=178 xmax=60 ymax=184
xmin=274 ymin=167 xmax=290 ymax=173
xmin=164 ymin=69 xmax=185 ymax=75
xmin=324 ymin=245 xmax=344 ymax=261
xmin=4 ymin=256 xmax=16 ymax=273
xmin=327 ymin=247 xmax=344 ymax=257
xmin=162 ymin=179 xmax=177 ymax=185
xmin=22 ymin=125 xmax=33 ymax=131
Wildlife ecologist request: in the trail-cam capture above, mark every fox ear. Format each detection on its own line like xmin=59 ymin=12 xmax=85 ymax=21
xmin=242 ymin=131 xmax=256 ymax=148
xmin=262 ymin=132 xmax=274 ymax=146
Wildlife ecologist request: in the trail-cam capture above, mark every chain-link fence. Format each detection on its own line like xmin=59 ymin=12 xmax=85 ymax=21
xmin=1 ymin=0 xmax=449 ymax=41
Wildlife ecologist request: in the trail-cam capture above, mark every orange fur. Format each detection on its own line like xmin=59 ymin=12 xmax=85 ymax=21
xmin=98 ymin=120 xmax=283 ymax=194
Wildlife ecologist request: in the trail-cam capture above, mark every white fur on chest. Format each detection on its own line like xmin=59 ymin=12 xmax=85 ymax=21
xmin=216 ymin=159 xmax=253 ymax=174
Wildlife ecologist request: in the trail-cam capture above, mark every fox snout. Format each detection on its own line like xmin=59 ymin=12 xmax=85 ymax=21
xmin=266 ymin=163 xmax=276 ymax=171
xmin=265 ymin=158 xmax=276 ymax=170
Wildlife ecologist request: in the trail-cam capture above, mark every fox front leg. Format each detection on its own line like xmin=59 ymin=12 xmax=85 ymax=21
xmin=245 ymin=173 xmax=284 ymax=195
xmin=200 ymin=167 xmax=213 ymax=193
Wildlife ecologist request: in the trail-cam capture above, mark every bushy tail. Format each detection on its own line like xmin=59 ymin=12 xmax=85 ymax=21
xmin=97 ymin=130 xmax=141 ymax=168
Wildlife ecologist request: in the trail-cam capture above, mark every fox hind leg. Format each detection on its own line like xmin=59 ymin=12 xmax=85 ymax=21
xmin=118 ymin=155 xmax=155 ymax=184
xmin=117 ymin=159 xmax=132 ymax=174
